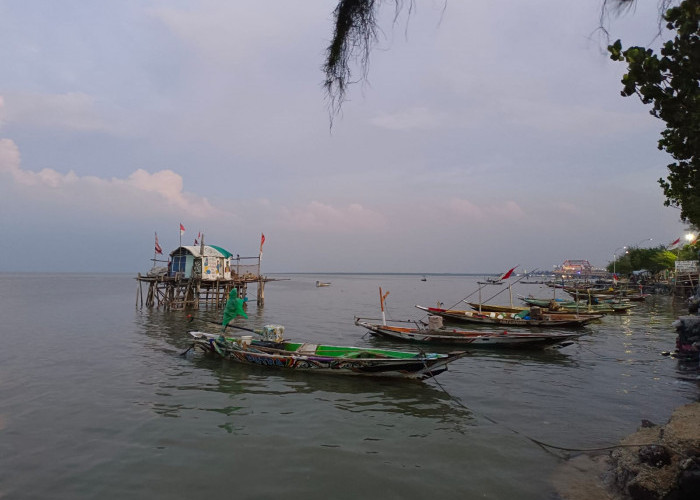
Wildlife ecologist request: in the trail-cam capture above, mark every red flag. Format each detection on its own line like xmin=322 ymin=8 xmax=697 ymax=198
xmin=498 ymin=266 xmax=517 ymax=281
xmin=667 ymin=237 xmax=681 ymax=250
xmin=179 ymin=223 xmax=185 ymax=236
xmin=260 ymin=233 xmax=265 ymax=253
xmin=155 ymin=232 xmax=163 ymax=255
xmin=194 ymin=232 xmax=201 ymax=245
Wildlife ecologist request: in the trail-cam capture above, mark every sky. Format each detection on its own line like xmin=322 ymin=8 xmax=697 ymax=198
xmin=0 ymin=0 xmax=692 ymax=274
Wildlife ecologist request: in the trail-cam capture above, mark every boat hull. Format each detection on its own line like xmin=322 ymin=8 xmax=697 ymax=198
xmin=520 ymin=297 xmax=635 ymax=313
xmin=415 ymin=305 xmax=602 ymax=327
xmin=188 ymin=332 xmax=466 ymax=379
xmin=355 ymin=320 xmax=581 ymax=348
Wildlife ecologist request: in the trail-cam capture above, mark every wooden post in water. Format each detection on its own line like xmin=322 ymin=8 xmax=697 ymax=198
xmin=257 ymin=279 xmax=265 ymax=306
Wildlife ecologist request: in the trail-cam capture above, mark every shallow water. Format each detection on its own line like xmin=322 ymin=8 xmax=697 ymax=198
xmin=0 ymin=273 xmax=697 ymax=499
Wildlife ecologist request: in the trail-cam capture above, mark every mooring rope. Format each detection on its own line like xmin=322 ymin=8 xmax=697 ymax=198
xmin=426 ymin=370 xmax=661 ymax=459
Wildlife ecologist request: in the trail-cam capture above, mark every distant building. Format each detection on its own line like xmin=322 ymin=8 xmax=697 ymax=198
xmin=561 ymin=260 xmax=592 ymax=275
xmin=554 ymin=259 xmax=608 ymax=279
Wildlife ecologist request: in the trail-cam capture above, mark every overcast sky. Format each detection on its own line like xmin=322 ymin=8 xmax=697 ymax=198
xmin=0 ymin=1 xmax=691 ymax=274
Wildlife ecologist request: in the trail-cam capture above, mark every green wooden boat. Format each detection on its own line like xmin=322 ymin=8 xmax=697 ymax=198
xmin=188 ymin=328 xmax=467 ymax=380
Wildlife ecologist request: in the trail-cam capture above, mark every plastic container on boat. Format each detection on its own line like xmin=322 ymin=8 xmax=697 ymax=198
xmin=261 ymin=324 xmax=285 ymax=342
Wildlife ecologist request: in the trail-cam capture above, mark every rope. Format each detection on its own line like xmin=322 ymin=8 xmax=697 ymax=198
xmin=575 ymin=342 xmax=676 ymax=364
xmin=426 ymin=371 xmax=661 ymax=459
xmin=480 ymin=269 xmax=540 ymax=304
xmin=416 ymin=269 xmax=540 ymax=322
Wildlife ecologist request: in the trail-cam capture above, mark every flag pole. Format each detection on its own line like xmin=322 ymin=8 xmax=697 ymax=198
xmin=258 ymin=233 xmax=265 ymax=275
xmin=481 ymin=268 xmax=539 ymax=304
xmin=153 ymin=231 xmax=162 ymax=265
xmin=379 ymin=287 xmax=390 ymax=325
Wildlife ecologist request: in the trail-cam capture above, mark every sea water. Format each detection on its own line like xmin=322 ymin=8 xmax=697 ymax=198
xmin=0 ymin=273 xmax=697 ymax=499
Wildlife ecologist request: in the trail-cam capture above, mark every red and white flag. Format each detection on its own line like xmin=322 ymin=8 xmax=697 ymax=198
xmin=155 ymin=232 xmax=163 ymax=255
xmin=498 ymin=266 xmax=517 ymax=281
xmin=260 ymin=233 xmax=265 ymax=253
xmin=194 ymin=232 xmax=200 ymax=245
xmin=179 ymin=223 xmax=186 ymax=236
xmin=667 ymin=237 xmax=681 ymax=250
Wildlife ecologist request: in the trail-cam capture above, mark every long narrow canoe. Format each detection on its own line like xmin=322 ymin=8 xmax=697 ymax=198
xmin=467 ymin=303 xmax=529 ymax=314
xmin=466 ymin=302 xmax=609 ymax=316
xmin=354 ymin=319 xmax=582 ymax=349
xmin=188 ymin=331 xmax=467 ymax=380
xmin=415 ymin=305 xmax=602 ymax=327
xmin=519 ymin=297 xmax=636 ymax=313
xmin=562 ymin=287 xmax=649 ymax=301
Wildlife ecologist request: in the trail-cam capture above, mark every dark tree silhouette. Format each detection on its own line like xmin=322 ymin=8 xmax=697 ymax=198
xmin=323 ymin=1 xmax=676 ymax=116
xmin=609 ymin=0 xmax=699 ymax=226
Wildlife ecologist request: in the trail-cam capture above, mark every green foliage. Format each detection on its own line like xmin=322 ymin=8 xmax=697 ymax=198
xmin=607 ymin=242 xmax=700 ymax=274
xmin=648 ymin=249 xmax=680 ymax=272
xmin=607 ymin=246 xmax=680 ymax=274
xmin=608 ymin=0 xmax=700 ymax=226
xmin=676 ymin=241 xmax=700 ymax=260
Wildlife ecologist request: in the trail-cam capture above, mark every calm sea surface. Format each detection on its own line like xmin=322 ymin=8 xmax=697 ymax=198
xmin=0 ymin=273 xmax=698 ymax=499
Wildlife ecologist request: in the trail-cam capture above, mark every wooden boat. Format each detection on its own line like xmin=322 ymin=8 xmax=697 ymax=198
xmin=315 ymin=281 xmax=331 ymax=287
xmin=415 ymin=305 xmax=602 ymax=327
xmin=469 ymin=301 xmax=619 ymax=317
xmin=467 ymin=303 xmax=528 ymax=314
xmin=467 ymin=302 xmax=602 ymax=316
xmin=562 ymin=286 xmax=648 ymax=302
xmin=188 ymin=329 xmax=467 ymax=380
xmin=354 ymin=318 xmax=582 ymax=349
xmin=519 ymin=297 xmax=636 ymax=313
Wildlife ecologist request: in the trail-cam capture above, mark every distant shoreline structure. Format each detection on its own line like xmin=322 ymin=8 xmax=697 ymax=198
xmin=269 ymin=271 xmax=556 ymax=277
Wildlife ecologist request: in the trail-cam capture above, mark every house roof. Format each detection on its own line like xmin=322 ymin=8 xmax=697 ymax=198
xmin=209 ymin=245 xmax=233 ymax=258
xmin=170 ymin=245 xmax=233 ymax=258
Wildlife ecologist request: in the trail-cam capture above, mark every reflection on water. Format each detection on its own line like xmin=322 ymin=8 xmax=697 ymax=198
xmin=3 ymin=273 xmax=695 ymax=500
xmin=134 ymin=307 xmax=477 ymax=435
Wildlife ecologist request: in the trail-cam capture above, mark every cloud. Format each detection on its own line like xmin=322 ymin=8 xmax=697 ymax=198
xmin=502 ymin=98 xmax=659 ymax=136
xmin=280 ymin=201 xmax=386 ymax=233
xmin=370 ymin=106 xmax=445 ymax=130
xmin=556 ymin=201 xmax=584 ymax=216
xmin=0 ymin=138 xmax=224 ymax=218
xmin=447 ymin=198 xmax=526 ymax=221
xmin=150 ymin=2 xmax=325 ymax=68
xmin=1 ymin=92 xmax=110 ymax=132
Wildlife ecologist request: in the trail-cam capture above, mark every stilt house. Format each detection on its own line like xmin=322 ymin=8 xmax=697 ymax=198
xmin=169 ymin=245 xmax=234 ymax=280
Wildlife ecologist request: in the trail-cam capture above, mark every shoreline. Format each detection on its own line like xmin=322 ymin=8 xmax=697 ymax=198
xmin=553 ymin=400 xmax=700 ymax=499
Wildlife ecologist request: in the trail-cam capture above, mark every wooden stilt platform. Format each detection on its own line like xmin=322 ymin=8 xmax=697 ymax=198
xmin=135 ymin=274 xmax=276 ymax=311
xmin=673 ymin=271 xmax=699 ymax=298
